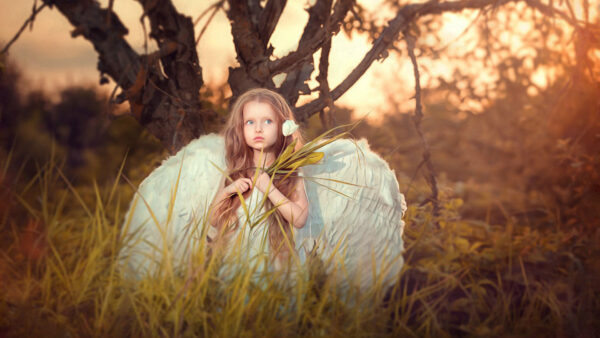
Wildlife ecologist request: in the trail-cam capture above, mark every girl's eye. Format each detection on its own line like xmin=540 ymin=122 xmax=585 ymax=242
xmin=265 ymin=119 xmax=273 ymax=124
xmin=245 ymin=120 xmax=253 ymax=125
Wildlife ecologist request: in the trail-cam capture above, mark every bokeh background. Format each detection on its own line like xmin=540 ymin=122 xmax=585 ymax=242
xmin=1 ymin=0 xmax=599 ymax=336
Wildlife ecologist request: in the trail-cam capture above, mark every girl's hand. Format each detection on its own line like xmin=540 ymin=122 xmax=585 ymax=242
xmin=225 ymin=177 xmax=253 ymax=195
xmin=255 ymin=171 xmax=274 ymax=194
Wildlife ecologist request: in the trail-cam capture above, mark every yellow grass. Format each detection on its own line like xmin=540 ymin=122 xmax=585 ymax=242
xmin=0 ymin=146 xmax=597 ymax=337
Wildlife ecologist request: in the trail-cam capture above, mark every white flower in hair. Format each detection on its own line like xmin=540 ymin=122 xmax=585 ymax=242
xmin=282 ymin=119 xmax=299 ymax=136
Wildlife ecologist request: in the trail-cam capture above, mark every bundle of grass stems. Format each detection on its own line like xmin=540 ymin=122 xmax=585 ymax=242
xmin=0 ymin=124 xmax=597 ymax=337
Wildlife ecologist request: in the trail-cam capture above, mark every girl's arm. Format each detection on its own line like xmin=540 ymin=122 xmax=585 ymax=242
xmin=263 ymin=177 xmax=308 ymax=229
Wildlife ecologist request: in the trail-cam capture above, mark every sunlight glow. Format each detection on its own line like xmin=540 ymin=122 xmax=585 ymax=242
xmin=0 ymin=0 xmax=593 ymax=121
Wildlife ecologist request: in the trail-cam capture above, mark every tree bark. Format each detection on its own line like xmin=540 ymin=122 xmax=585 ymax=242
xmin=42 ymin=0 xmax=216 ymax=154
xmin=31 ymin=0 xmax=580 ymax=153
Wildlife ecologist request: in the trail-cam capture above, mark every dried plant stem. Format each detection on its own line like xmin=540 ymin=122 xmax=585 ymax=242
xmin=1 ymin=2 xmax=47 ymax=55
xmin=405 ymin=30 xmax=441 ymax=223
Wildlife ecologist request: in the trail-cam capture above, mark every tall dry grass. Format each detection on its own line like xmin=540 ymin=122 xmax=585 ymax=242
xmin=0 ymin=146 xmax=598 ymax=337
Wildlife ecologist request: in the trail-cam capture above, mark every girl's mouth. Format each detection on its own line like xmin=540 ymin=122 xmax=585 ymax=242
xmin=254 ymin=137 xmax=264 ymax=141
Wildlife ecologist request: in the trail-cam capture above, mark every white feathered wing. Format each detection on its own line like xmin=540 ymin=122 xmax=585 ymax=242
xmin=119 ymin=133 xmax=408 ymax=291
xmin=119 ymin=133 xmax=226 ymax=278
xmin=295 ymin=137 xmax=408 ymax=292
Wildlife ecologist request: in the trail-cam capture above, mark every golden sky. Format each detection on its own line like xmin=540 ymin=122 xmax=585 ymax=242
xmin=0 ymin=1 xmax=457 ymax=119
xmin=1 ymin=1 xmax=588 ymax=121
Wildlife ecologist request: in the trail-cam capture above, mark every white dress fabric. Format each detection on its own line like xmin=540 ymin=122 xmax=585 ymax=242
xmin=119 ymin=133 xmax=407 ymax=292
xmin=224 ymin=185 xmax=273 ymax=276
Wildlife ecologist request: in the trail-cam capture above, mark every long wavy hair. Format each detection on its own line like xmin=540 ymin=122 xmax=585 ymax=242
xmin=213 ymin=88 xmax=305 ymax=262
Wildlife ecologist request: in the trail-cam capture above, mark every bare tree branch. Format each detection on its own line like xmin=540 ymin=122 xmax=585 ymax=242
xmin=9 ymin=0 xmax=584 ymax=153
xmin=405 ymin=29 xmax=441 ymax=222
xmin=524 ymin=0 xmax=579 ymax=26
xmin=224 ymin=0 xmax=291 ymax=100
xmin=294 ymin=0 xmax=577 ymax=121
xmin=317 ymin=36 xmax=337 ymax=131
xmin=41 ymin=0 xmax=140 ymax=87
xmin=39 ymin=0 xmax=215 ymax=153
xmin=316 ymin=4 xmax=337 ymax=131
xmin=294 ymin=0 xmax=421 ymax=120
xmin=227 ymin=0 xmax=267 ymax=65
xmin=136 ymin=0 xmax=203 ymax=99
xmin=226 ymin=0 xmax=275 ymax=96
xmin=1 ymin=2 xmax=47 ymax=56
xmin=127 ymin=0 xmax=211 ymax=152
xmin=258 ymin=0 xmax=288 ymax=46
xmin=280 ymin=0 xmax=334 ymax=106
xmin=268 ymin=0 xmax=354 ymax=76
xmin=106 ymin=0 xmax=115 ymax=27
xmin=195 ymin=1 xmax=225 ymax=46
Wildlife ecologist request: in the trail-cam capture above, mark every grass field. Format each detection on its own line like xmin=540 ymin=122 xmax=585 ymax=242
xmin=0 ymin=149 xmax=598 ymax=337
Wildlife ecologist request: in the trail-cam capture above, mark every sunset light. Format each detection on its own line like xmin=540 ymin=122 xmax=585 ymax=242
xmin=1 ymin=0 xmax=598 ymax=336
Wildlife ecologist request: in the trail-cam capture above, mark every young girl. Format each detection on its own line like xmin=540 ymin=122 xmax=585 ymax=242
xmin=207 ymin=88 xmax=309 ymax=268
xmin=120 ymin=87 xmax=407 ymax=293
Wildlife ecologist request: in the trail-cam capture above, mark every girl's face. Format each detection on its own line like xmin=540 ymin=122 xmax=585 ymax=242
xmin=242 ymin=100 xmax=279 ymax=153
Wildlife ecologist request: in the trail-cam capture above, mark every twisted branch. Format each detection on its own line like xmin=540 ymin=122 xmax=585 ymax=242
xmin=279 ymin=0 xmax=335 ymax=105
xmin=1 ymin=2 xmax=47 ymax=55
xmin=294 ymin=0 xmax=577 ymax=121
xmin=268 ymin=0 xmax=353 ymax=76
xmin=405 ymin=30 xmax=441 ymax=222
